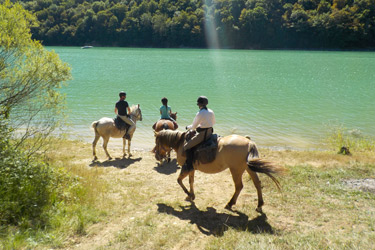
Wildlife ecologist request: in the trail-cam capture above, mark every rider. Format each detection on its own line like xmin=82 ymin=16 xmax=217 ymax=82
xmin=114 ymin=91 xmax=135 ymax=139
xmin=183 ymin=96 xmax=216 ymax=173
xmin=152 ymin=97 xmax=178 ymax=129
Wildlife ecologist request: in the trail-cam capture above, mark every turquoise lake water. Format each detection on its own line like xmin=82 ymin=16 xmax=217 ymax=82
xmin=50 ymin=47 xmax=375 ymax=150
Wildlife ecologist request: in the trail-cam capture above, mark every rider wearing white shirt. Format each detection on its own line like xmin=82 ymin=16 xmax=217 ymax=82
xmin=183 ymin=96 xmax=216 ymax=172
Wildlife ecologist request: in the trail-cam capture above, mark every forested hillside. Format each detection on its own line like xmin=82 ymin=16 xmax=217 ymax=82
xmin=19 ymin=0 xmax=375 ymax=49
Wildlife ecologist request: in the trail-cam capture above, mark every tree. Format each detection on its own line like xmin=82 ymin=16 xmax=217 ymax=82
xmin=0 ymin=0 xmax=71 ymax=155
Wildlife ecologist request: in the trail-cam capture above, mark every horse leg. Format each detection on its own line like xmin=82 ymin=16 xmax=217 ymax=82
xmin=127 ymin=138 xmax=132 ymax=157
xmin=188 ymin=171 xmax=195 ymax=201
xmin=167 ymin=151 xmax=171 ymax=162
xmin=225 ymin=169 xmax=244 ymax=210
xmin=92 ymin=134 xmax=100 ymax=161
xmin=177 ymin=170 xmax=195 ymax=200
xmin=122 ymin=137 xmax=126 ymax=158
xmin=102 ymin=137 xmax=112 ymax=160
xmin=246 ymin=169 xmax=264 ymax=213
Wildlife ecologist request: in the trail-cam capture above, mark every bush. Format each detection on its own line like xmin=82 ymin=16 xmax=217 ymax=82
xmin=0 ymin=121 xmax=68 ymax=228
xmin=325 ymin=125 xmax=375 ymax=152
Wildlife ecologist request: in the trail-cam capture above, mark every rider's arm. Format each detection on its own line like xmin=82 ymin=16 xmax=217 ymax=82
xmin=114 ymin=107 xmax=118 ymax=114
xmin=127 ymin=106 xmax=131 ymax=115
xmin=187 ymin=111 xmax=201 ymax=130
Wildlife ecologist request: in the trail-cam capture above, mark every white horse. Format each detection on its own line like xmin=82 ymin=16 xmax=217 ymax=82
xmin=91 ymin=104 xmax=142 ymax=160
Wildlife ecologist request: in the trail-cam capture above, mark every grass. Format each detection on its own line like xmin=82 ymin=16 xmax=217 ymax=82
xmin=0 ymin=138 xmax=110 ymax=249
xmin=103 ymin=156 xmax=375 ymax=249
xmin=1 ymin=130 xmax=375 ymax=249
xmin=324 ymin=125 xmax=375 ymax=152
xmin=206 ymin=163 xmax=375 ymax=249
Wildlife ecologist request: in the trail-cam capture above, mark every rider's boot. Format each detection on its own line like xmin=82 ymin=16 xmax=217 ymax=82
xmin=182 ymin=149 xmax=194 ymax=173
xmin=123 ymin=128 xmax=130 ymax=140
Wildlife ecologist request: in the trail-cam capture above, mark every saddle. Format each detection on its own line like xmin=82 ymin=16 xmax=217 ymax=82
xmin=192 ymin=134 xmax=219 ymax=165
xmin=114 ymin=116 xmax=130 ymax=133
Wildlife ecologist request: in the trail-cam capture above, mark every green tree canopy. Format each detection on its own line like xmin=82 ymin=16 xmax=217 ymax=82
xmin=16 ymin=0 xmax=375 ymax=49
xmin=0 ymin=0 xmax=71 ymax=154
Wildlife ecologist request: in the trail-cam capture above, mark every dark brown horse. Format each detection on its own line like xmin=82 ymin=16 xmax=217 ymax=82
xmin=153 ymin=130 xmax=285 ymax=213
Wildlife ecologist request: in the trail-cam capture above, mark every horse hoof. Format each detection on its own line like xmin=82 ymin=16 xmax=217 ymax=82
xmin=256 ymin=207 xmax=263 ymax=213
xmin=185 ymin=196 xmax=194 ymax=202
xmin=225 ymin=204 xmax=233 ymax=210
xmin=93 ymin=156 xmax=98 ymax=161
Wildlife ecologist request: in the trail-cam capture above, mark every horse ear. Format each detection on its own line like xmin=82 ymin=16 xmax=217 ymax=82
xmin=138 ymin=104 xmax=140 ymax=108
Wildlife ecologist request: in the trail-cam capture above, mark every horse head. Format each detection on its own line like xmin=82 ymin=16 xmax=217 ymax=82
xmin=153 ymin=131 xmax=171 ymax=161
xmin=130 ymin=104 xmax=142 ymax=121
xmin=170 ymin=112 xmax=177 ymax=121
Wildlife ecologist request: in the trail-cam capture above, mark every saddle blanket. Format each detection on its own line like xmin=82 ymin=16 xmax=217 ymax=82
xmin=114 ymin=116 xmax=130 ymax=131
xmin=193 ymin=134 xmax=219 ymax=165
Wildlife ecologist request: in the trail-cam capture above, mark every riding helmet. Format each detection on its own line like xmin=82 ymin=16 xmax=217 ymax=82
xmin=197 ymin=96 xmax=208 ymax=105
xmin=119 ymin=91 xmax=126 ymax=97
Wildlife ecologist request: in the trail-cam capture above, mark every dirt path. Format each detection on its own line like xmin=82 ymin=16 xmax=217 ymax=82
xmin=67 ymin=149 xmax=244 ymax=249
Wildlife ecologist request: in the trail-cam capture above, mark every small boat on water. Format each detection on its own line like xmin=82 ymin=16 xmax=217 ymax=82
xmin=81 ymin=46 xmax=93 ymax=49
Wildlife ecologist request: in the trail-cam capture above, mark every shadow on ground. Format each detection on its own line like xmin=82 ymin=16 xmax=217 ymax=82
xmin=89 ymin=157 xmax=142 ymax=169
xmin=153 ymin=159 xmax=180 ymax=175
xmin=157 ymin=202 xmax=275 ymax=236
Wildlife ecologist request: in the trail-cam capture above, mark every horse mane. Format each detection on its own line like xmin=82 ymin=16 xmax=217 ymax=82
xmin=157 ymin=130 xmax=185 ymax=148
xmin=129 ymin=105 xmax=138 ymax=115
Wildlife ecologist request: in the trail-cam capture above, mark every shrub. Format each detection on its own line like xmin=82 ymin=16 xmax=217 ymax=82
xmin=325 ymin=125 xmax=375 ymax=152
xmin=0 ymin=122 xmax=53 ymax=226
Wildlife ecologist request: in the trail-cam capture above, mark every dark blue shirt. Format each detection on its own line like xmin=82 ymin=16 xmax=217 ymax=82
xmin=116 ymin=100 xmax=129 ymax=116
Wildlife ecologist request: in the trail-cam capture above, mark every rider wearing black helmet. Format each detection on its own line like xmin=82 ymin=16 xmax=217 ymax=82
xmin=115 ymin=91 xmax=135 ymax=139
xmin=183 ymin=96 xmax=216 ymax=172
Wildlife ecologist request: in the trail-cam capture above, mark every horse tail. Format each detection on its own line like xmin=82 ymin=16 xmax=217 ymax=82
xmin=247 ymin=141 xmax=285 ymax=190
xmin=247 ymin=159 xmax=285 ymax=190
xmin=162 ymin=123 xmax=169 ymax=130
xmin=247 ymin=139 xmax=259 ymax=160
xmin=91 ymin=121 xmax=99 ymax=133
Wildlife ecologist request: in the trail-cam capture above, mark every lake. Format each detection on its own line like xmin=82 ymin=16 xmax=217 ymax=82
xmin=50 ymin=47 xmax=375 ymax=151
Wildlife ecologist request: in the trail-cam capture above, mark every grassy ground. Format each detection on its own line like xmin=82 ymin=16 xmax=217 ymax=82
xmin=2 ymin=139 xmax=375 ymax=249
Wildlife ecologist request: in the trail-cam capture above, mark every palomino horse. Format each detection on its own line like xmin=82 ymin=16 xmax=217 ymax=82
xmin=153 ymin=112 xmax=178 ymax=132
xmin=92 ymin=104 xmax=142 ymax=160
xmin=153 ymin=130 xmax=284 ymax=213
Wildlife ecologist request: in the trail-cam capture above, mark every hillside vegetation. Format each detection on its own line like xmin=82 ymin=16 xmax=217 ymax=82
xmin=19 ymin=0 xmax=375 ymax=49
